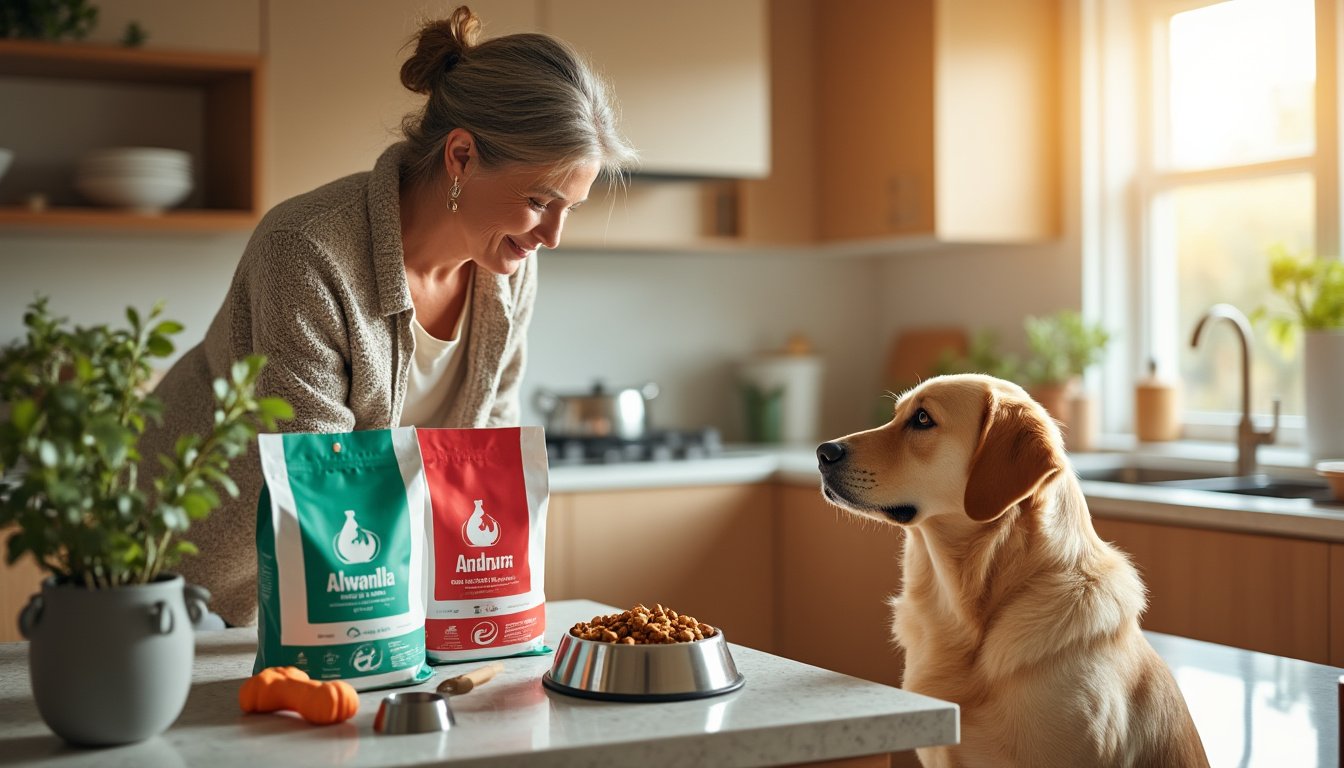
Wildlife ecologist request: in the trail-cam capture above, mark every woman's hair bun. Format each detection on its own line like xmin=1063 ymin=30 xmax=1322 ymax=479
xmin=400 ymin=5 xmax=482 ymax=95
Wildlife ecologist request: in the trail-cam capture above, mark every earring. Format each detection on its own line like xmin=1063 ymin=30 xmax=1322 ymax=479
xmin=448 ymin=176 xmax=461 ymax=212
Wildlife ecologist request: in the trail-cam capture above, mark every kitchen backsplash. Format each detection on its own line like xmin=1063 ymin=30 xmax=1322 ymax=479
xmin=0 ymin=236 xmax=1076 ymax=443
xmin=0 ymin=235 xmax=883 ymax=441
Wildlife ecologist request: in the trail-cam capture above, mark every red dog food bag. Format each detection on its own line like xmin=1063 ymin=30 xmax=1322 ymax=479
xmin=416 ymin=426 xmax=550 ymax=663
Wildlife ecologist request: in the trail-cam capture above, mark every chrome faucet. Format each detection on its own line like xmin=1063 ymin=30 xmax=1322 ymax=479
xmin=1189 ymin=303 xmax=1279 ymax=477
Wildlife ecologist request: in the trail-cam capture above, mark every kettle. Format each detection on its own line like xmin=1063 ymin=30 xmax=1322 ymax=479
xmin=534 ymin=381 xmax=660 ymax=439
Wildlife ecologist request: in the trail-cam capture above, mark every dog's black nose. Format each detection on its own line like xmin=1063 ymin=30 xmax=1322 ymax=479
xmin=817 ymin=441 xmax=846 ymax=466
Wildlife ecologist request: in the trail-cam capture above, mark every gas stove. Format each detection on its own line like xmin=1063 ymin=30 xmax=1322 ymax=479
xmin=545 ymin=427 xmax=724 ymax=466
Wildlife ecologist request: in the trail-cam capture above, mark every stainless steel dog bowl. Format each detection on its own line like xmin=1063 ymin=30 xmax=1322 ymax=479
xmin=542 ymin=629 xmax=745 ymax=702
xmin=373 ymin=691 xmax=455 ymax=734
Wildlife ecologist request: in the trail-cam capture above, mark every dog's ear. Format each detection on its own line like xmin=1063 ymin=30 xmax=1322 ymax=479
xmin=963 ymin=389 xmax=1060 ymax=522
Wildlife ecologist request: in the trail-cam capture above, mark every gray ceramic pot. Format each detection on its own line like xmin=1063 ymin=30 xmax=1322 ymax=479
xmin=18 ymin=573 xmax=207 ymax=746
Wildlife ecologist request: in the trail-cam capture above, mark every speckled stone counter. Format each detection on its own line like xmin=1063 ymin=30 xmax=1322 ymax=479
xmin=0 ymin=600 xmax=958 ymax=768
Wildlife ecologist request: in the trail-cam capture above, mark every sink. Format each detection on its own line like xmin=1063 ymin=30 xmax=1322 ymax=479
xmin=1151 ymin=474 xmax=1337 ymax=502
xmin=1076 ymin=465 xmax=1342 ymax=505
xmin=1075 ymin=466 xmax=1220 ymax=484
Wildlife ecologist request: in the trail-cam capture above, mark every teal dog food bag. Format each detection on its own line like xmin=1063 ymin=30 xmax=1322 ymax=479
xmin=255 ymin=427 xmax=432 ymax=689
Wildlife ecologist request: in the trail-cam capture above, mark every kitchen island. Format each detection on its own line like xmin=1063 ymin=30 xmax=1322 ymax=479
xmin=0 ymin=599 xmax=958 ymax=768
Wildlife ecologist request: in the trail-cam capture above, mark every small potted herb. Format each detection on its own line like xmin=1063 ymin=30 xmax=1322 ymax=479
xmin=933 ymin=330 xmax=1021 ymax=381
xmin=0 ymin=298 xmax=291 ymax=746
xmin=1021 ymin=310 xmax=1111 ymax=448
xmin=1257 ymin=243 xmax=1344 ymax=345
xmin=1256 ymin=244 xmax=1344 ymax=460
xmin=0 ymin=0 xmax=99 ymax=40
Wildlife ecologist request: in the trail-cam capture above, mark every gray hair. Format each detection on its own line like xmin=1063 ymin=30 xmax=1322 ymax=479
xmin=399 ymin=6 xmax=637 ymax=187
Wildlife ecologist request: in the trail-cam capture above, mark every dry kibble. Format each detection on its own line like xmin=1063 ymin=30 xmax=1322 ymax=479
xmin=569 ymin=603 xmax=718 ymax=644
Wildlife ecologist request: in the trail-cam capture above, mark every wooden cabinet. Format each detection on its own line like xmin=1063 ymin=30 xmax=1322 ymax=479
xmin=815 ymin=0 xmax=1060 ymax=243
xmin=1091 ymin=516 xmax=1331 ymax=664
xmin=736 ymin=0 xmax=820 ymax=246
xmin=545 ymin=0 xmax=770 ymax=179
xmin=775 ymin=484 xmax=907 ymax=687
xmin=0 ymin=40 xmax=263 ymax=232
xmin=545 ymin=484 xmax=778 ymax=651
xmin=1331 ymin=544 xmax=1344 ymax=667
xmin=265 ymin=0 xmax=539 ymax=206
xmin=265 ymin=0 xmax=768 ymax=249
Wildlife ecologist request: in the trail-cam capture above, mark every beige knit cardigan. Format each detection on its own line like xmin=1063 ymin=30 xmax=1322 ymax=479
xmin=141 ymin=143 xmax=535 ymax=626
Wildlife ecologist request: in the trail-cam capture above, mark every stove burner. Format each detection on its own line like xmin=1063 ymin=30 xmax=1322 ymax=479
xmin=546 ymin=428 xmax=723 ymax=466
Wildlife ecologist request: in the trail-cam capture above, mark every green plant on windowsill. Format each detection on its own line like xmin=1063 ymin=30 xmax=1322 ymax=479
xmin=1253 ymin=244 xmax=1344 ymax=353
xmin=0 ymin=297 xmax=293 ymax=589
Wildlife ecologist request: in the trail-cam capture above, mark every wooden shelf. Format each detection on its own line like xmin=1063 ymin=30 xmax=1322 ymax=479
xmin=0 ymin=205 xmax=256 ymax=232
xmin=0 ymin=40 xmax=263 ymax=234
xmin=0 ymin=39 xmax=258 ymax=83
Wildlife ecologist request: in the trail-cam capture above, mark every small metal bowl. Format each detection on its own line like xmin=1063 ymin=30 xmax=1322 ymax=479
xmin=373 ymin=691 xmax=455 ymax=735
xmin=542 ymin=629 xmax=745 ymax=702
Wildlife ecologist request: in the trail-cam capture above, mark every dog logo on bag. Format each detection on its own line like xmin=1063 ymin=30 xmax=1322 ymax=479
xmin=333 ymin=509 xmax=381 ymax=564
xmin=471 ymin=621 xmax=499 ymax=646
xmin=350 ymin=643 xmax=381 ymax=673
xmin=461 ymin=499 xmax=502 ymax=548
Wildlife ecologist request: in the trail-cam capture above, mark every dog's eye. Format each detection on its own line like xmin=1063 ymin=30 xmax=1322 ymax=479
xmin=909 ymin=408 xmax=936 ymax=430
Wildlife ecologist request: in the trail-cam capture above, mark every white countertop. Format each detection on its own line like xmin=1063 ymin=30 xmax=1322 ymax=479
xmin=549 ymin=446 xmax=819 ymax=493
xmin=0 ymin=600 xmax=958 ymax=767
xmin=552 ymin=442 xmax=1344 ymax=542
xmin=1146 ymin=631 xmax=1342 ymax=767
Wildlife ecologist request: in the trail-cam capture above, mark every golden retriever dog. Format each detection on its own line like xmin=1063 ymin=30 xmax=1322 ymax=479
xmin=817 ymin=374 xmax=1207 ymax=768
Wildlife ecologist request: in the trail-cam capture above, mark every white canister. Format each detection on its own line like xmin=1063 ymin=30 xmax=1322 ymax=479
xmin=737 ymin=354 xmax=823 ymax=445
xmin=1304 ymin=330 xmax=1344 ymax=461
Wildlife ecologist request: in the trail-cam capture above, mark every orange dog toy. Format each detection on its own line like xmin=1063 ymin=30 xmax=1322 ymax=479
xmin=239 ymin=666 xmax=359 ymax=725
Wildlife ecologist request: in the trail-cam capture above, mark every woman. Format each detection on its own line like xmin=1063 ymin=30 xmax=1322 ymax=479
xmin=143 ymin=6 xmax=637 ymax=626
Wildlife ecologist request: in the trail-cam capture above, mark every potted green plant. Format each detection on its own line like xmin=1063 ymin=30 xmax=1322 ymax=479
xmin=0 ymin=0 xmax=99 ymax=40
xmin=1256 ymin=244 xmax=1344 ymax=460
xmin=933 ymin=330 xmax=1021 ymax=381
xmin=0 ymin=298 xmax=291 ymax=746
xmin=1021 ymin=310 xmax=1111 ymax=449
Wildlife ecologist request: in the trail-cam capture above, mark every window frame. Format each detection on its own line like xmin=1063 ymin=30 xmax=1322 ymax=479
xmin=1091 ymin=0 xmax=1341 ymax=445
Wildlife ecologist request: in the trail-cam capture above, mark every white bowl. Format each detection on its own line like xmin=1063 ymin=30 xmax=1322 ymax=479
xmin=80 ymin=147 xmax=191 ymax=169
xmin=78 ymin=160 xmax=191 ymax=178
xmin=75 ymin=173 xmax=192 ymax=213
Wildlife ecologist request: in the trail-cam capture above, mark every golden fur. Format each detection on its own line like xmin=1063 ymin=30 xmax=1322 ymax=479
xmin=818 ymin=374 xmax=1208 ymax=768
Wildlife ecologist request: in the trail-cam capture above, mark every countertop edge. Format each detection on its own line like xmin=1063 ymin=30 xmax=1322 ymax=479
xmin=552 ymin=446 xmax=1344 ymax=542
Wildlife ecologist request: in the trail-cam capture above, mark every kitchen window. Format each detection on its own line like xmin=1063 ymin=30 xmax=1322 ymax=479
xmin=1094 ymin=0 xmax=1338 ymax=442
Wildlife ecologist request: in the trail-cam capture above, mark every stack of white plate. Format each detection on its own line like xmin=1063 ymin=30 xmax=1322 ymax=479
xmin=75 ymin=147 xmax=193 ymax=214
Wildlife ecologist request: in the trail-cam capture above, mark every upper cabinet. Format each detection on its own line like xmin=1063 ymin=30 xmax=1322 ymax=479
xmin=266 ymin=0 xmax=770 ymax=237
xmin=544 ymin=0 xmax=770 ymax=179
xmin=265 ymin=0 xmax=539 ymax=206
xmin=815 ymin=0 xmax=1061 ymax=244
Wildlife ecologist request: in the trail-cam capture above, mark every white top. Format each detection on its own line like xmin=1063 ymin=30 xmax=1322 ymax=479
xmin=0 ymin=600 xmax=959 ymax=767
xmin=399 ymin=283 xmax=473 ymax=428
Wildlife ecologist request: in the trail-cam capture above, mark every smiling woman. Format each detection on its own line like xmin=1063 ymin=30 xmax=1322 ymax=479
xmin=137 ymin=4 xmax=637 ymax=628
